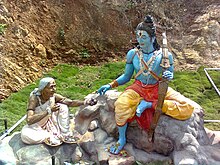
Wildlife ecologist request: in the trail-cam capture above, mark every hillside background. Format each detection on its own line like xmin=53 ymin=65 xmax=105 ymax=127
xmin=0 ymin=0 xmax=220 ymax=101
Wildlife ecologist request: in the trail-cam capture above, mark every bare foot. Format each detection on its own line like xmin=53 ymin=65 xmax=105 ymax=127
xmin=109 ymin=140 xmax=126 ymax=155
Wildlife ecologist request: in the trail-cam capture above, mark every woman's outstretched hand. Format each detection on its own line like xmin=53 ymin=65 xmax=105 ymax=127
xmin=84 ymin=98 xmax=97 ymax=106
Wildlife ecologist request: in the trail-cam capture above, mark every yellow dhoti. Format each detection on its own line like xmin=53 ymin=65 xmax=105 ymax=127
xmin=115 ymin=89 xmax=142 ymax=126
xmin=114 ymin=84 xmax=194 ymax=128
xmin=162 ymin=87 xmax=194 ymax=120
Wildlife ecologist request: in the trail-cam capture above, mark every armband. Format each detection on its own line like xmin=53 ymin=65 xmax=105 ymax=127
xmin=109 ymin=80 xmax=119 ymax=88
xmin=27 ymin=108 xmax=34 ymax=111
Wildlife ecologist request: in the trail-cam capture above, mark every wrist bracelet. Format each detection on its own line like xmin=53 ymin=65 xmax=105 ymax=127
xmin=84 ymin=98 xmax=89 ymax=105
xmin=109 ymin=80 xmax=119 ymax=88
xmin=84 ymin=100 xmax=87 ymax=105
xmin=46 ymin=107 xmax=52 ymax=114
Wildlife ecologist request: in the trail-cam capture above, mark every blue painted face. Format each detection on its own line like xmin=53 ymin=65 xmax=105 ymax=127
xmin=136 ymin=30 xmax=154 ymax=50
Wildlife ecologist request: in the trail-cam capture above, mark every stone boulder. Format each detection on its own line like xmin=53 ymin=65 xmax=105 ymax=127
xmin=74 ymin=90 xmax=220 ymax=165
xmin=0 ymin=90 xmax=220 ymax=165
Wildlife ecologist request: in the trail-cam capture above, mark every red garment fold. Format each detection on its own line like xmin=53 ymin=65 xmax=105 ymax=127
xmin=126 ymin=80 xmax=158 ymax=130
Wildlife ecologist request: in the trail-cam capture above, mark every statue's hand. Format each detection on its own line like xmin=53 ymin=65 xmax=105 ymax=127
xmin=51 ymin=104 xmax=60 ymax=112
xmin=97 ymin=84 xmax=111 ymax=95
xmin=84 ymin=98 xmax=97 ymax=106
xmin=162 ymin=70 xmax=173 ymax=80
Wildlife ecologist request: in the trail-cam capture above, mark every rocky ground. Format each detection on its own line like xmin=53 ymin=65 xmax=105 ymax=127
xmin=0 ymin=0 xmax=220 ymax=101
xmin=0 ymin=90 xmax=220 ymax=164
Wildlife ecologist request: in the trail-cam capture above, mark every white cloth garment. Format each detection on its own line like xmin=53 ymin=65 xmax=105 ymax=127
xmin=21 ymin=96 xmax=70 ymax=144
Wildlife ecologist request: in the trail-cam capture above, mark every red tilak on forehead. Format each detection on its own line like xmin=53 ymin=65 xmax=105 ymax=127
xmin=137 ymin=30 xmax=147 ymax=37
xmin=136 ymin=31 xmax=143 ymax=38
xmin=139 ymin=31 xmax=142 ymax=36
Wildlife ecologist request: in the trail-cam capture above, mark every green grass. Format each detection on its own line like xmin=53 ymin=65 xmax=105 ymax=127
xmin=0 ymin=63 xmax=219 ymax=135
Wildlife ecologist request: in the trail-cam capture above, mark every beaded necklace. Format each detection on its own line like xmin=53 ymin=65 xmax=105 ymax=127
xmin=138 ymin=49 xmax=158 ymax=77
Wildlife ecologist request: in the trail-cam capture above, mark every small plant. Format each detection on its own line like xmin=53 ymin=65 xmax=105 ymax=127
xmin=79 ymin=48 xmax=90 ymax=58
xmin=0 ymin=24 xmax=7 ymax=35
xmin=58 ymin=27 xmax=65 ymax=39
xmin=58 ymin=27 xmax=65 ymax=45
xmin=126 ymin=0 xmax=137 ymax=9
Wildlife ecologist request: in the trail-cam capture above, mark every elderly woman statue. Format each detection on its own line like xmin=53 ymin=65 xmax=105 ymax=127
xmin=21 ymin=77 xmax=96 ymax=145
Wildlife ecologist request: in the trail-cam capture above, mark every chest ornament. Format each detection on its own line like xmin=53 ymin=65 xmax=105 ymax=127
xmin=138 ymin=50 xmax=158 ymax=77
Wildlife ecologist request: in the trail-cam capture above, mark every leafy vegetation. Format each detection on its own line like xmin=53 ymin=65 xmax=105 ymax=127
xmin=79 ymin=48 xmax=90 ymax=58
xmin=0 ymin=24 xmax=7 ymax=35
xmin=59 ymin=28 xmax=65 ymax=38
xmin=0 ymin=63 xmax=219 ymax=135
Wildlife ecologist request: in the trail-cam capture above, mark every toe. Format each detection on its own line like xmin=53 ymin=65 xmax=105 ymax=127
xmin=110 ymin=146 xmax=116 ymax=154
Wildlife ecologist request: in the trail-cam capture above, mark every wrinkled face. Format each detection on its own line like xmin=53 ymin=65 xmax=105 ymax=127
xmin=42 ymin=80 xmax=56 ymax=97
xmin=136 ymin=30 xmax=152 ymax=50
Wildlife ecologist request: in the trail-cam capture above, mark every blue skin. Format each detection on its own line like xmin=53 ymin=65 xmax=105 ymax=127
xmin=98 ymin=30 xmax=174 ymax=154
